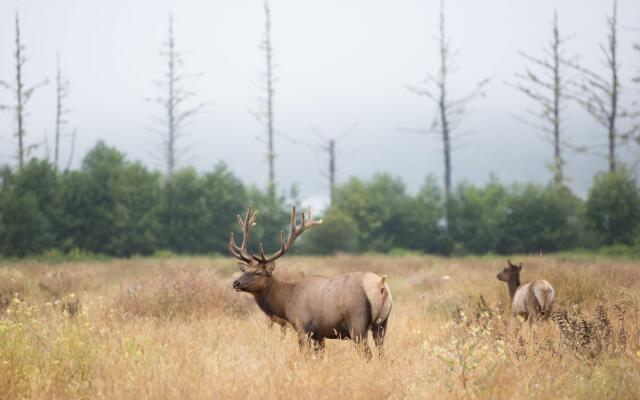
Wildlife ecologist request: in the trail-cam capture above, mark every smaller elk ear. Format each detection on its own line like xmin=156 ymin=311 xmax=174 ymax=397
xmin=238 ymin=262 xmax=248 ymax=272
xmin=517 ymin=263 xmax=523 ymax=271
xmin=265 ymin=262 xmax=275 ymax=275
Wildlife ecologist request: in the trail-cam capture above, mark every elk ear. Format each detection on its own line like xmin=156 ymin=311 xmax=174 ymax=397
xmin=238 ymin=262 xmax=248 ymax=272
xmin=265 ymin=262 xmax=275 ymax=275
xmin=517 ymin=263 xmax=523 ymax=271
xmin=507 ymin=259 xmax=514 ymax=268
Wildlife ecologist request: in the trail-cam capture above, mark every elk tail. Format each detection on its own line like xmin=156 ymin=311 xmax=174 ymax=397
xmin=374 ymin=275 xmax=390 ymax=325
xmin=534 ymin=285 xmax=555 ymax=315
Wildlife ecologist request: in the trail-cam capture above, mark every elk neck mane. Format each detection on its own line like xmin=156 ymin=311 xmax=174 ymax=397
xmin=507 ymin=273 xmax=521 ymax=300
xmin=254 ymin=275 xmax=296 ymax=321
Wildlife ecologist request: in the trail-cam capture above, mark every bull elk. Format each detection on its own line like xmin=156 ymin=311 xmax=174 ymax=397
xmin=496 ymin=259 xmax=555 ymax=320
xmin=229 ymin=206 xmax=392 ymax=357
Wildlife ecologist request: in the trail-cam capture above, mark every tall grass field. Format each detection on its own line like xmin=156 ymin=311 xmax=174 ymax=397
xmin=1 ymin=255 xmax=639 ymax=399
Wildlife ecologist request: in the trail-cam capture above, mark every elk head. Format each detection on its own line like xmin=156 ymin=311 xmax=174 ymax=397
xmin=497 ymin=259 xmax=522 ymax=282
xmin=229 ymin=205 xmax=322 ymax=294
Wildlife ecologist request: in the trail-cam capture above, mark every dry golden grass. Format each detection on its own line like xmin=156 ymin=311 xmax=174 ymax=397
xmin=1 ymin=255 xmax=639 ymax=399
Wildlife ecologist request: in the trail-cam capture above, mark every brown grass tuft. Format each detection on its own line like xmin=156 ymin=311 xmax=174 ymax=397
xmin=111 ymin=268 xmax=254 ymax=320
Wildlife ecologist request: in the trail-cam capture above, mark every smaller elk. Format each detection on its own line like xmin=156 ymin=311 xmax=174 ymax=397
xmin=230 ymin=206 xmax=392 ymax=358
xmin=497 ymin=259 xmax=555 ymax=320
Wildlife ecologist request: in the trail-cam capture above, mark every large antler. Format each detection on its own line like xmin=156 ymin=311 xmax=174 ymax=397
xmin=254 ymin=206 xmax=323 ymax=264
xmin=228 ymin=206 xmax=258 ymax=265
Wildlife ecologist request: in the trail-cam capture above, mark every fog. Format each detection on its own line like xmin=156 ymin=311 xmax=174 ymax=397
xmin=0 ymin=0 xmax=639 ymax=208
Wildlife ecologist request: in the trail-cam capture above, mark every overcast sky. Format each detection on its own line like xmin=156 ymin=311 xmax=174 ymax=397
xmin=0 ymin=0 xmax=639 ymax=208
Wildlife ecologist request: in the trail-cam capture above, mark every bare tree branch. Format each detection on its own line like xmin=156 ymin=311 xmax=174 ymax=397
xmin=510 ymin=10 xmax=576 ymax=185
xmin=147 ymin=14 xmax=205 ymax=177
xmin=0 ymin=12 xmax=48 ymax=169
xmin=568 ymin=0 xmax=636 ymax=172
xmin=54 ymin=52 xmax=74 ymax=172
xmin=406 ymin=0 xmax=490 ymax=221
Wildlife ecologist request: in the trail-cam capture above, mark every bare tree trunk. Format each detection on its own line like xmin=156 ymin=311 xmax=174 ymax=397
xmin=437 ymin=7 xmax=452 ymax=196
xmin=54 ymin=53 xmax=71 ymax=172
xmin=608 ymin=0 xmax=619 ymax=172
xmin=15 ymin=15 xmax=25 ymax=170
xmin=167 ymin=16 xmax=176 ymax=177
xmin=149 ymin=14 xmax=204 ymax=178
xmin=0 ymin=13 xmax=47 ymax=170
xmin=65 ymin=130 xmax=76 ymax=172
xmin=263 ymin=0 xmax=276 ymax=196
xmin=633 ymin=41 xmax=640 ymax=152
xmin=552 ymin=12 xmax=563 ymax=184
xmin=570 ymin=0 xmax=633 ymax=172
xmin=328 ymin=139 xmax=335 ymax=204
xmin=511 ymin=11 xmax=575 ymax=186
xmin=407 ymin=2 xmax=488 ymax=226
xmin=55 ymin=56 xmax=61 ymax=170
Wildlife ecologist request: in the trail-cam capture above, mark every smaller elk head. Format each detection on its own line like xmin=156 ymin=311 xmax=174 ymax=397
xmin=230 ymin=206 xmax=322 ymax=294
xmin=497 ymin=259 xmax=522 ymax=283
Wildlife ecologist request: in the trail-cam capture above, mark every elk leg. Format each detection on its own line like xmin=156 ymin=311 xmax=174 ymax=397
xmin=356 ymin=337 xmax=372 ymax=360
xmin=312 ymin=338 xmax=325 ymax=353
xmin=271 ymin=316 xmax=287 ymax=336
xmin=350 ymin=324 xmax=372 ymax=360
xmin=297 ymin=331 xmax=311 ymax=351
xmin=372 ymin=317 xmax=388 ymax=356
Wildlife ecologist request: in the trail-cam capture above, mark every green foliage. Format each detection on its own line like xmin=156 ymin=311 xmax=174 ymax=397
xmin=402 ymin=177 xmax=451 ymax=254
xmin=334 ymin=174 xmax=411 ymax=252
xmin=0 ymin=141 xmax=638 ymax=258
xmin=448 ymin=178 xmax=506 ymax=254
xmin=243 ymin=186 xmax=290 ymax=253
xmin=59 ymin=141 xmax=161 ymax=257
xmin=597 ymin=242 xmax=640 ymax=258
xmin=300 ymin=207 xmax=360 ymax=255
xmin=161 ymin=168 xmax=209 ymax=253
xmin=0 ymin=161 xmax=59 ymax=256
xmin=496 ymin=184 xmax=584 ymax=254
xmin=161 ymin=164 xmax=248 ymax=254
xmin=323 ymin=175 xmax=451 ymax=254
xmin=586 ymin=169 xmax=640 ymax=246
xmin=113 ymin=163 xmax=162 ymax=256
xmin=200 ymin=164 xmax=249 ymax=253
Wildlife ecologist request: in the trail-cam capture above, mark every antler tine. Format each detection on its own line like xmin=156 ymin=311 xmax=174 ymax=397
xmin=255 ymin=206 xmax=323 ymax=264
xmin=228 ymin=233 xmax=241 ymax=257
xmin=307 ymin=207 xmax=322 ymax=225
xmin=228 ymin=206 xmax=257 ymax=263
xmin=258 ymin=242 xmax=266 ymax=261
xmin=290 ymin=205 xmax=297 ymax=234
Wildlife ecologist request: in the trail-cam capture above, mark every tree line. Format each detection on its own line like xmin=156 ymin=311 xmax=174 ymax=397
xmin=0 ymin=141 xmax=638 ymax=258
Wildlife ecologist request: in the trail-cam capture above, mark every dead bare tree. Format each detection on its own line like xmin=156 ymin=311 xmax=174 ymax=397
xmin=570 ymin=0 xmax=636 ymax=172
xmin=252 ymin=0 xmax=277 ymax=197
xmin=510 ymin=11 xmax=578 ymax=186
xmin=407 ymin=2 xmax=488 ymax=222
xmin=633 ymin=39 xmax=640 ymax=148
xmin=65 ymin=131 xmax=76 ymax=172
xmin=0 ymin=12 xmax=47 ymax=170
xmin=54 ymin=53 xmax=72 ymax=172
xmin=310 ymin=125 xmax=355 ymax=205
xmin=148 ymin=14 xmax=205 ymax=177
